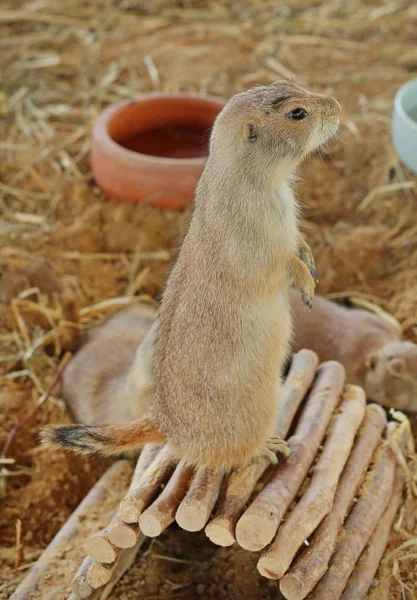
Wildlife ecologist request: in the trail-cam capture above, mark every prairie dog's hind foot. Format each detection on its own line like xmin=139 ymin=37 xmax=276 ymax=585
xmin=259 ymin=447 xmax=279 ymax=465
xmin=255 ymin=437 xmax=290 ymax=466
xmin=266 ymin=436 xmax=290 ymax=457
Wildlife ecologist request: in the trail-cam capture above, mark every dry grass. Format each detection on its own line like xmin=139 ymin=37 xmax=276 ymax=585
xmin=1 ymin=0 xmax=417 ymax=598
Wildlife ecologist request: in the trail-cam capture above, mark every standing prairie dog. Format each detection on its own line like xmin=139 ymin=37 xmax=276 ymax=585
xmin=43 ymin=81 xmax=340 ymax=471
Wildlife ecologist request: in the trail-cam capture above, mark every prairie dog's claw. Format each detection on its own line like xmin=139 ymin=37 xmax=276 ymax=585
xmin=262 ymin=448 xmax=279 ymax=465
xmin=310 ymin=267 xmax=319 ymax=284
xmin=297 ymin=240 xmax=318 ymax=283
xmin=302 ymin=293 xmax=313 ymax=310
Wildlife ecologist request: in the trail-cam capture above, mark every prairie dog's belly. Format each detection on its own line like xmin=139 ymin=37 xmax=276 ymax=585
xmin=154 ymin=288 xmax=292 ymax=467
xmin=216 ymin=290 xmax=292 ymax=383
xmin=159 ymin=289 xmax=291 ymax=393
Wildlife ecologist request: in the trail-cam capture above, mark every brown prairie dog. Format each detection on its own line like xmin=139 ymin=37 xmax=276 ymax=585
xmin=60 ymin=305 xmax=157 ymax=425
xmin=290 ymin=291 xmax=417 ymax=412
xmin=44 ymin=81 xmax=340 ymax=472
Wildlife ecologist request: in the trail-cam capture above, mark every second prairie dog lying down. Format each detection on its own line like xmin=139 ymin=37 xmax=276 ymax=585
xmin=61 ymin=294 xmax=417 ymax=429
xmin=44 ymin=80 xmax=341 ymax=471
xmin=290 ymin=293 xmax=417 ymax=412
xmin=60 ymin=305 xmax=157 ymax=425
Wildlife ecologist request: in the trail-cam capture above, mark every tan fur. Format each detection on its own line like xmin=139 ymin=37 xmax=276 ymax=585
xmin=45 ymin=81 xmax=340 ymax=470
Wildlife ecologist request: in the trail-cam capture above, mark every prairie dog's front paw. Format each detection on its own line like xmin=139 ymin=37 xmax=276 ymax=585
xmin=290 ymin=254 xmax=316 ymax=310
xmin=298 ymin=238 xmax=319 ymax=283
xmin=302 ymin=293 xmax=313 ymax=310
xmin=301 ymin=274 xmax=315 ymax=310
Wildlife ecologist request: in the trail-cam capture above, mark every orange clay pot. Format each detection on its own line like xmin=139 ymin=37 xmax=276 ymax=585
xmin=90 ymin=93 xmax=226 ymax=210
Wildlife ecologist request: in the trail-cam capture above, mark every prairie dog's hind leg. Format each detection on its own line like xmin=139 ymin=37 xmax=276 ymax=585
xmin=288 ymin=254 xmax=316 ymax=310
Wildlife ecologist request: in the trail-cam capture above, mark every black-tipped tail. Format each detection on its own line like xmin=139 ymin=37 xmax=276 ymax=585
xmin=41 ymin=424 xmax=109 ymax=455
xmin=41 ymin=416 xmax=164 ymax=457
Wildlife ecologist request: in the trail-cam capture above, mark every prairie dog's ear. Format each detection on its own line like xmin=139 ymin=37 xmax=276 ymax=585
xmin=243 ymin=122 xmax=258 ymax=141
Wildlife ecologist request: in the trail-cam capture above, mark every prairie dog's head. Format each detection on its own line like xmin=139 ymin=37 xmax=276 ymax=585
xmin=364 ymin=341 xmax=417 ymax=412
xmin=210 ymin=80 xmax=341 ymax=176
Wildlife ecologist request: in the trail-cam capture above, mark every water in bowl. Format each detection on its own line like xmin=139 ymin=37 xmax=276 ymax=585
xmin=120 ymin=125 xmax=209 ymax=159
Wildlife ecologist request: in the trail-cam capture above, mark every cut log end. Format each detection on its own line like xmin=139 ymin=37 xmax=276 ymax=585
xmin=107 ymin=521 xmax=139 ymax=548
xmin=71 ymin=576 xmax=93 ymax=599
xmin=279 ymin=572 xmax=307 ymax=600
xmin=205 ymin=520 xmax=236 ymax=547
xmin=119 ymin=496 xmax=142 ymax=523
xmin=86 ymin=561 xmax=113 ymax=589
xmin=71 ymin=556 xmax=94 ymax=598
xmin=257 ymin=555 xmax=282 ymax=580
xmin=235 ymin=513 xmax=274 ymax=551
xmin=84 ymin=535 xmax=117 ymax=564
xmin=175 ymin=467 xmax=223 ymax=532
xmin=139 ymin=512 xmax=164 ymax=537
xmin=176 ymin=504 xmax=210 ymax=532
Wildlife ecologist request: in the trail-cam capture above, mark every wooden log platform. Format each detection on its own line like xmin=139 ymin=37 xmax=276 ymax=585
xmin=14 ymin=351 xmax=410 ymax=600
xmin=70 ymin=351 xmax=410 ymax=599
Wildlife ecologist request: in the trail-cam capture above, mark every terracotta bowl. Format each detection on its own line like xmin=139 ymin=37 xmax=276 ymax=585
xmin=90 ymin=93 xmax=226 ymax=210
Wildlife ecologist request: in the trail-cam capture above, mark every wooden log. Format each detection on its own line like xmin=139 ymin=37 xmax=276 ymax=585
xmin=71 ymin=556 xmax=95 ymax=598
xmin=205 ymin=350 xmax=319 ymax=547
xmin=307 ymin=430 xmax=397 ymax=600
xmin=205 ymin=455 xmax=271 ymax=547
xmin=176 ymin=466 xmax=224 ymax=532
xmin=85 ymin=531 xmax=120 ymax=564
xmin=100 ymin=536 xmax=145 ymax=600
xmin=139 ymin=460 xmax=194 ymax=536
xmin=274 ymin=350 xmax=320 ymax=437
xmin=119 ymin=443 xmax=172 ymax=523
xmin=9 ymin=460 xmax=133 ymax=600
xmin=235 ymin=361 xmax=345 ymax=552
xmin=70 ymin=535 xmax=145 ymax=599
xmin=341 ymin=471 xmax=404 ymax=600
xmin=85 ymin=510 xmax=119 ymax=561
xmin=279 ymin=403 xmax=387 ymax=600
xmin=87 ymin=560 xmax=113 ymax=588
xmin=88 ymin=444 xmax=159 ymax=554
xmin=107 ymin=518 xmax=139 ymax=549
xmin=258 ymin=384 xmax=366 ymax=580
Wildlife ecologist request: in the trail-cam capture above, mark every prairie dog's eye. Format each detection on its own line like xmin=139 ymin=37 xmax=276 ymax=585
xmin=289 ymin=108 xmax=308 ymax=120
xmin=247 ymin=122 xmax=257 ymax=141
